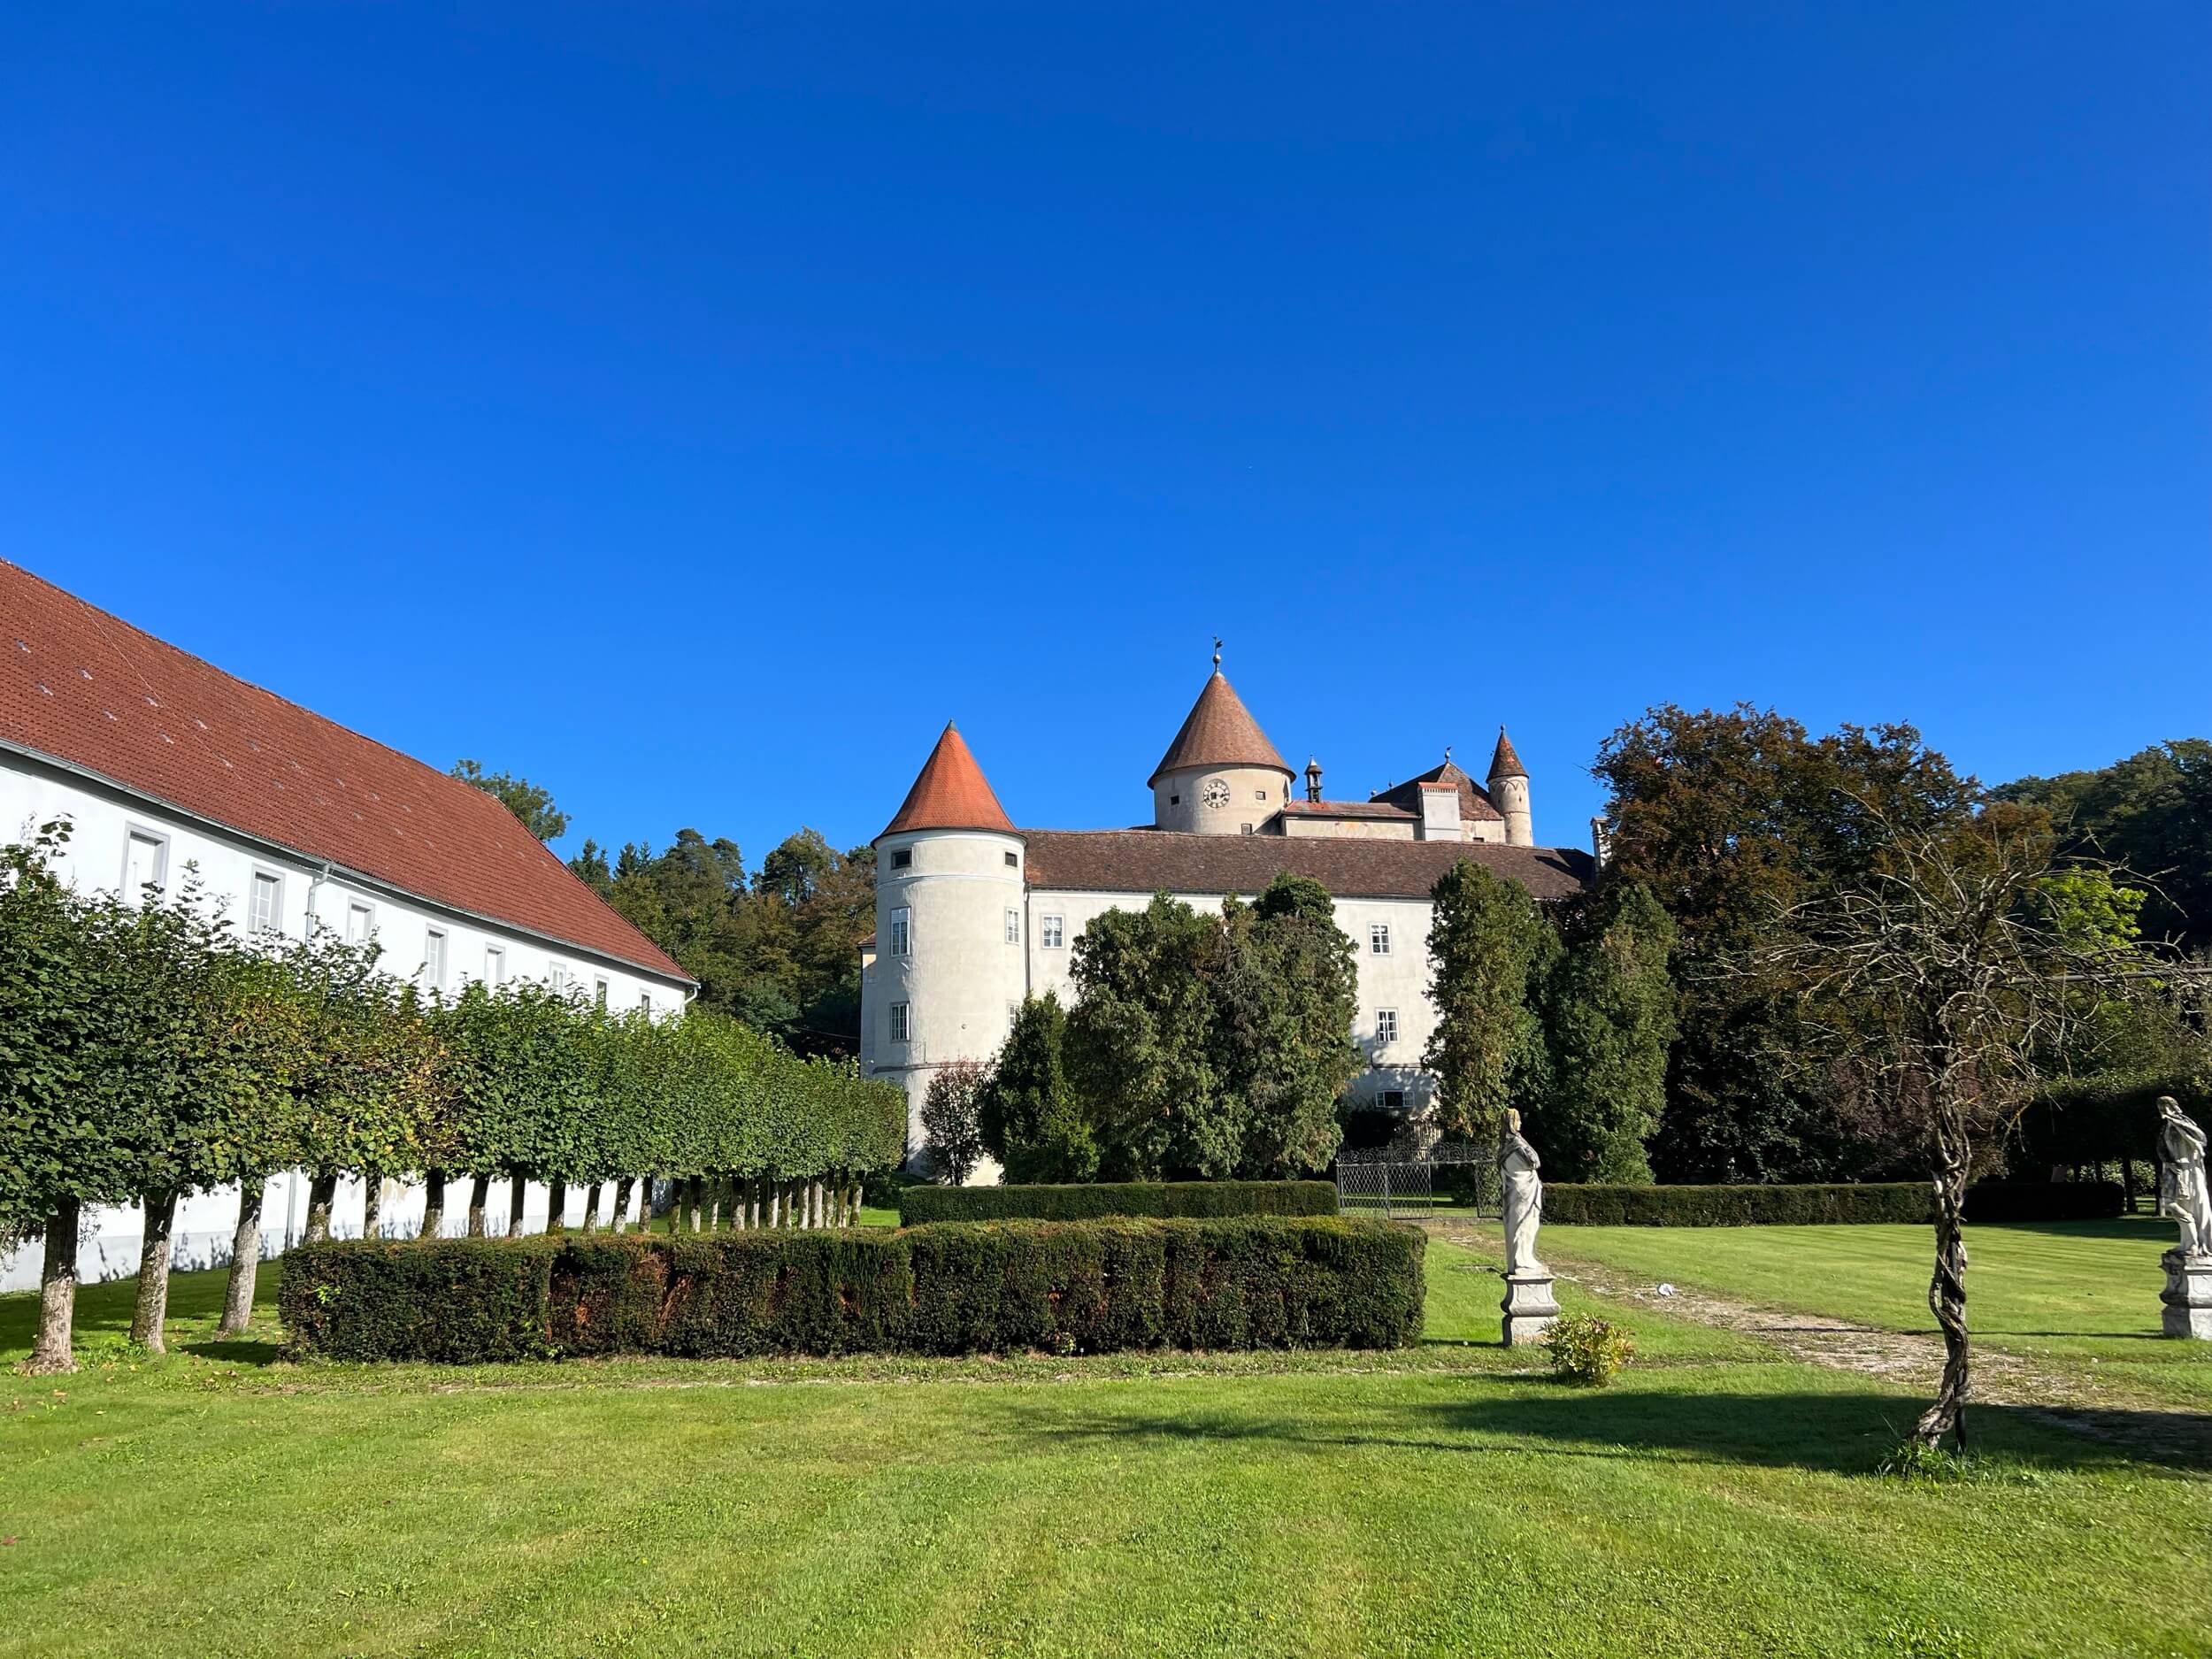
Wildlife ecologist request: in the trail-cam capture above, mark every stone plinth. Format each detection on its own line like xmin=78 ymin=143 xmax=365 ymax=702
xmin=1501 ymin=1271 xmax=1562 ymax=1347
xmin=2162 ymin=1250 xmax=2212 ymax=1340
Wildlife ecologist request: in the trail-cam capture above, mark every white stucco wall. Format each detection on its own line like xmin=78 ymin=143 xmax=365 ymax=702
xmin=0 ymin=751 xmax=693 ymax=1292
xmin=1151 ymin=764 xmax=1294 ymax=835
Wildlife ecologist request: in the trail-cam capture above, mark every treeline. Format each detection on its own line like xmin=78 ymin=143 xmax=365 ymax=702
xmin=920 ymin=870 xmax=1677 ymax=1187
xmin=0 ymin=825 xmax=903 ymax=1375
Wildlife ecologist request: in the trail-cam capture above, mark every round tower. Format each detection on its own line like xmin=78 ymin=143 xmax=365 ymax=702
xmin=1148 ymin=661 xmax=1294 ymax=834
xmin=1487 ymin=726 xmax=1533 ymax=848
xmin=871 ymin=723 xmax=1027 ymax=1167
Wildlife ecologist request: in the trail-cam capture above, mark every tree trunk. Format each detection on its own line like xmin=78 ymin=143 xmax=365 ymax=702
xmin=546 ymin=1179 xmax=568 ymax=1233
xmin=467 ymin=1173 xmax=490 ymax=1238
xmin=28 ymin=1196 xmax=81 ymax=1374
xmin=582 ymin=1181 xmax=603 ymax=1233
xmin=508 ymin=1174 xmax=527 ymax=1238
xmin=362 ymin=1177 xmax=384 ymax=1241
xmin=611 ymin=1176 xmax=634 ymax=1234
xmin=768 ymin=1181 xmax=781 ymax=1228
xmin=218 ymin=1181 xmax=265 ymax=1337
xmin=304 ymin=1170 xmax=338 ymax=1243
xmin=420 ymin=1169 xmax=448 ymax=1240
xmin=131 ymin=1189 xmax=178 ymax=1355
xmin=1914 ymin=1110 xmax=1974 ymax=1451
xmin=686 ymin=1175 xmax=704 ymax=1233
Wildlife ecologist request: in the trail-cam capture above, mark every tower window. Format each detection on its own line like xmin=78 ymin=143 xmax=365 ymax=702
xmin=1004 ymin=850 xmax=1018 ymax=867
xmin=890 ymin=1002 xmax=910 ymax=1042
xmin=1005 ymin=909 xmax=1020 ymax=944
xmin=1376 ymin=1009 xmax=1399 ymax=1045
xmin=1041 ymin=914 xmax=1064 ymax=949
xmin=1254 ymin=789 xmax=1268 ymax=803
xmin=1370 ymin=923 xmax=1391 ymax=956
xmin=1169 ymin=794 xmax=1180 ymax=806
xmin=889 ymin=907 xmax=910 ymax=956
xmin=1240 ymin=824 xmax=1254 ymax=835
xmin=891 ymin=849 xmax=913 ymax=869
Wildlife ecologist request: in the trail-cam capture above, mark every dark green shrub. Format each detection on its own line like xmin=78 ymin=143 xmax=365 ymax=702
xmin=282 ymin=1216 xmax=1421 ymax=1362
xmin=898 ymin=1179 xmax=1337 ymax=1225
xmin=1541 ymin=1183 xmax=1932 ymax=1226
xmin=279 ymin=1238 xmax=558 ymax=1363
xmin=1963 ymin=1181 xmax=2125 ymax=1222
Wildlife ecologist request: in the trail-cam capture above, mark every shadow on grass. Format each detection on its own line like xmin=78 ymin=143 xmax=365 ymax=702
xmin=1001 ymin=1379 xmax=2212 ymax=1476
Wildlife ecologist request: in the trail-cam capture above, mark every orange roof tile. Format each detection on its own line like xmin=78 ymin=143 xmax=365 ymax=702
xmin=1148 ymin=671 xmax=1291 ymax=787
xmin=0 ymin=559 xmax=689 ymax=983
xmin=1488 ymin=727 xmax=1527 ymax=780
xmin=879 ymin=722 xmax=1016 ymax=837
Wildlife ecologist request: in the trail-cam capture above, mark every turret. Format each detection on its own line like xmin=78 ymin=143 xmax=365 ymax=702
xmin=1487 ymin=727 xmax=1532 ymax=848
xmin=871 ymin=723 xmax=1027 ymax=1168
xmin=1148 ymin=657 xmax=1294 ymax=834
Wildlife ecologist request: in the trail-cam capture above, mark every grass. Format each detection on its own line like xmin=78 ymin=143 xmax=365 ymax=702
xmin=2 ymin=1234 xmax=2208 ymax=1658
xmin=1540 ymin=1217 xmax=2212 ymax=1409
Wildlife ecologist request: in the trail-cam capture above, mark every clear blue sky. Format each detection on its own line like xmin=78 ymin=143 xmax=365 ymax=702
xmin=4 ymin=5 xmax=2205 ymax=864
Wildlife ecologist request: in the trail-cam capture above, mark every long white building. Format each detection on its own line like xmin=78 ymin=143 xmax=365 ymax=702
xmin=859 ymin=662 xmax=1594 ymax=1163
xmin=0 ymin=559 xmax=695 ymax=1290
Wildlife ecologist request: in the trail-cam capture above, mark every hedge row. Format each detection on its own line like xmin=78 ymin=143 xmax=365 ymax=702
xmin=897 ymin=1180 xmax=1339 ymax=1225
xmin=280 ymin=1216 xmax=1424 ymax=1362
xmin=1540 ymin=1179 xmax=2127 ymax=1226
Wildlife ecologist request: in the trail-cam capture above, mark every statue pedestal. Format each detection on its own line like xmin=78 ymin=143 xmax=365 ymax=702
xmin=1501 ymin=1271 xmax=1562 ymax=1347
xmin=2162 ymin=1250 xmax=2212 ymax=1340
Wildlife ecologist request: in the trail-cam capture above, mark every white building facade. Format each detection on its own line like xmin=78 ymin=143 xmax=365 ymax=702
xmin=0 ymin=559 xmax=694 ymax=1290
xmin=861 ymin=667 xmax=1594 ymax=1163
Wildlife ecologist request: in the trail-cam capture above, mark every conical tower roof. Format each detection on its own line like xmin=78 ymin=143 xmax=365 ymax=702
xmin=879 ymin=722 xmax=1017 ymax=839
xmin=1148 ymin=671 xmax=1292 ymax=787
xmin=1487 ymin=726 xmax=1527 ymax=781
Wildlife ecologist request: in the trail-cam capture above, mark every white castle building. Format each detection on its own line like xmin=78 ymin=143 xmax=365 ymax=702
xmin=0 ymin=559 xmax=695 ymax=1289
xmin=859 ymin=662 xmax=1594 ymax=1159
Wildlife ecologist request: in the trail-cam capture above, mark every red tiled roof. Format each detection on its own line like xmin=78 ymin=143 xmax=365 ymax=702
xmin=1488 ymin=727 xmax=1527 ymax=780
xmin=1370 ymin=759 xmax=1503 ymax=822
xmin=0 ymin=560 xmax=689 ymax=983
xmin=1148 ymin=671 xmax=1292 ymax=787
xmin=880 ymin=722 xmax=1016 ymax=837
xmin=1279 ymin=799 xmax=1417 ymax=820
xmin=1021 ymin=828 xmax=1593 ymax=902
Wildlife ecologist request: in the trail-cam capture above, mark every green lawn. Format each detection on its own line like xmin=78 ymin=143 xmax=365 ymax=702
xmin=1540 ymin=1217 xmax=2212 ymax=1409
xmin=4 ymin=1234 xmax=2208 ymax=1657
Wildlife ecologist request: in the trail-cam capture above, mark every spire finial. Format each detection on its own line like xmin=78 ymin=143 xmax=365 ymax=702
xmin=1443 ymin=743 xmax=1453 ymax=765
xmin=1211 ymin=635 xmax=1223 ymax=669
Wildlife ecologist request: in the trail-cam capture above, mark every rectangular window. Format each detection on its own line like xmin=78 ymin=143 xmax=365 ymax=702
xmin=549 ymin=964 xmax=569 ymax=995
xmin=891 ymin=849 xmax=913 ymax=870
xmin=249 ymin=870 xmax=284 ymax=935
xmin=122 ymin=827 xmax=168 ymax=901
xmin=485 ymin=944 xmax=506 ymax=985
xmin=1255 ymin=789 xmax=1268 ymax=803
xmin=889 ymin=907 xmax=910 ymax=956
xmin=423 ymin=928 xmax=448 ymax=990
xmin=1041 ymin=914 xmax=1064 ymax=949
xmin=595 ymin=977 xmax=610 ymax=1009
xmin=1370 ymin=923 xmax=1391 ymax=956
xmin=1005 ymin=909 xmax=1020 ymax=944
xmin=890 ymin=1002 xmax=910 ymax=1043
xmin=1376 ymin=1008 xmax=1399 ymax=1045
xmin=345 ymin=899 xmax=374 ymax=947
xmin=1003 ymin=850 xmax=1018 ymax=867
xmin=1379 ymin=1089 xmax=1406 ymax=1111
xmin=1240 ymin=823 xmax=1254 ymax=834
xmin=1008 ymin=1002 xmax=1019 ymax=1033
xmin=639 ymin=991 xmax=652 ymax=1013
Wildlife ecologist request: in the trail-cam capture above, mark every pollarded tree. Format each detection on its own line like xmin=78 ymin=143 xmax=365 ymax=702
xmin=1423 ymin=861 xmax=1558 ymax=1141
xmin=979 ymin=994 xmax=1095 ymax=1183
xmin=1763 ymin=812 xmax=2165 ymax=1451
xmin=921 ymin=1058 xmax=991 ymax=1185
xmin=1531 ymin=880 xmax=1678 ymax=1183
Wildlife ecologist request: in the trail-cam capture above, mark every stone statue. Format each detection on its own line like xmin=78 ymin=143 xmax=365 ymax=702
xmin=1501 ymin=1110 xmax=1547 ymax=1277
xmin=2155 ymin=1096 xmax=2211 ymax=1340
xmin=2159 ymin=1096 xmax=2209 ymax=1259
xmin=1497 ymin=1110 xmax=1560 ymax=1346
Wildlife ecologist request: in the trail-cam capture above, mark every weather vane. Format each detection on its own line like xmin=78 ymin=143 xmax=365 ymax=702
xmin=1212 ymin=635 xmax=1223 ymax=668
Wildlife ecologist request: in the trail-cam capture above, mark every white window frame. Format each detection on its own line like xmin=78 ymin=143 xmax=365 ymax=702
xmin=1376 ymin=1008 xmax=1400 ymax=1046
xmin=889 ymin=907 xmax=910 ymax=956
xmin=344 ymin=898 xmax=375 ymax=947
xmin=549 ymin=964 xmax=570 ymax=995
xmin=423 ymin=927 xmax=448 ymax=991
xmin=638 ymin=991 xmax=652 ymax=1013
xmin=595 ymin=977 xmax=610 ymax=1009
xmin=484 ymin=944 xmax=507 ymax=985
xmin=1005 ymin=908 xmax=1020 ymax=945
xmin=1041 ymin=914 xmax=1064 ymax=949
xmin=248 ymin=867 xmax=286 ymax=936
xmin=890 ymin=1002 xmax=910 ymax=1043
xmin=1370 ymin=923 xmax=1392 ymax=956
xmin=120 ymin=824 xmax=170 ymax=902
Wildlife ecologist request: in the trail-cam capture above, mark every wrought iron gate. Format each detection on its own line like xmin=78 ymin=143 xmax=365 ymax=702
xmin=1335 ymin=1140 xmax=1502 ymax=1220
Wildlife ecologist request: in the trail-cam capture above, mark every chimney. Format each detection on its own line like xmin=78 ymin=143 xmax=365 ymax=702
xmin=1304 ymin=757 xmax=1323 ymax=803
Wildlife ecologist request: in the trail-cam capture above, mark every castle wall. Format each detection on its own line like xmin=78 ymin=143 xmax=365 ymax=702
xmin=1151 ymin=764 xmax=1294 ymax=834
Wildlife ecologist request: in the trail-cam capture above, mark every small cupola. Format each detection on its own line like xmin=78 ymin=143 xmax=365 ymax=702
xmin=1304 ymin=757 xmax=1323 ymax=803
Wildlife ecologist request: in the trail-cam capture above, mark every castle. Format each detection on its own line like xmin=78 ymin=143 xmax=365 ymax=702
xmin=858 ymin=661 xmax=1594 ymax=1163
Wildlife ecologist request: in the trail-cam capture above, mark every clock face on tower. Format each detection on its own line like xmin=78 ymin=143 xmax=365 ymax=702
xmin=1200 ymin=779 xmax=1232 ymax=810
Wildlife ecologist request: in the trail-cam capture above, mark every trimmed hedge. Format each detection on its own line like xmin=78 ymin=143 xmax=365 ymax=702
xmin=1541 ymin=1179 xmax=2130 ymax=1226
xmin=280 ymin=1216 xmax=1422 ymax=1363
xmin=897 ymin=1179 xmax=1338 ymax=1225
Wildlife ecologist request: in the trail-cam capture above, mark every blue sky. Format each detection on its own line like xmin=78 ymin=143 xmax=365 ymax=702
xmin=4 ymin=4 xmax=2205 ymax=864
